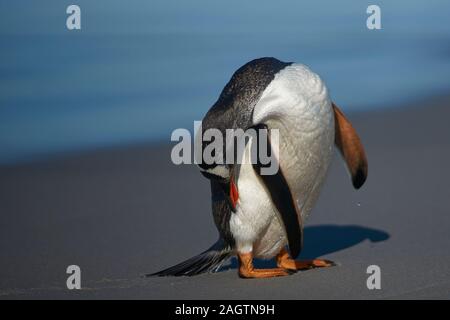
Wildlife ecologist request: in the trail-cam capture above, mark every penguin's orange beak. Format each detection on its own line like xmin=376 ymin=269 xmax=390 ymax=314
xmin=230 ymin=175 xmax=239 ymax=210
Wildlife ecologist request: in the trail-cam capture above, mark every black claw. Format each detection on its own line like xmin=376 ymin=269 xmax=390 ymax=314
xmin=329 ymin=261 xmax=338 ymax=267
xmin=286 ymin=269 xmax=297 ymax=275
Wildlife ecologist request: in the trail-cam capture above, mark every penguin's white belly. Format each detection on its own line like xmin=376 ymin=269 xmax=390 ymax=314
xmin=230 ymin=63 xmax=335 ymax=259
xmin=231 ymin=154 xmax=286 ymax=259
xmin=232 ymin=116 xmax=334 ymax=259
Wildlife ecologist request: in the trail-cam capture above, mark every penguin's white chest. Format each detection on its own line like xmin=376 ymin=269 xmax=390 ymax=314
xmin=230 ymin=64 xmax=335 ymax=259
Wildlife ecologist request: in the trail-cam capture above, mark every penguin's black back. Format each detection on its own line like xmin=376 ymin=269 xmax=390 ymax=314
xmin=202 ymin=57 xmax=292 ymax=133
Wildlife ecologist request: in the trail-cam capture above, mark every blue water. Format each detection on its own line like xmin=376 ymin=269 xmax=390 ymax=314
xmin=1 ymin=0 xmax=449 ymax=164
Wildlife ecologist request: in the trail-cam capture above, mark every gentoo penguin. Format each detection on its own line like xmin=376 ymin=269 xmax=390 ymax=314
xmin=149 ymin=57 xmax=368 ymax=278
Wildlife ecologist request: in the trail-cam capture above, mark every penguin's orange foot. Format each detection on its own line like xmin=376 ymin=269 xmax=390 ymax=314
xmin=238 ymin=252 xmax=291 ymax=278
xmin=276 ymin=248 xmax=335 ymax=271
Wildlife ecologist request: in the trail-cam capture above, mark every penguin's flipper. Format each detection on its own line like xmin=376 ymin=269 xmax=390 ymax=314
xmin=252 ymin=124 xmax=303 ymax=259
xmin=332 ymin=103 xmax=368 ymax=189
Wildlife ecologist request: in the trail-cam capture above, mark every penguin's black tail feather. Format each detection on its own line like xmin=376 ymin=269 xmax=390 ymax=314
xmin=145 ymin=240 xmax=234 ymax=277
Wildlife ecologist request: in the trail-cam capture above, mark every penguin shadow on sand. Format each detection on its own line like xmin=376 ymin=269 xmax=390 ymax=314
xmin=222 ymin=224 xmax=390 ymax=271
